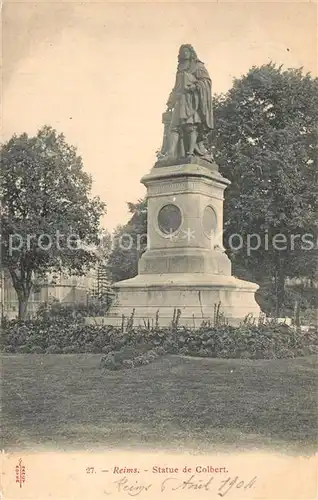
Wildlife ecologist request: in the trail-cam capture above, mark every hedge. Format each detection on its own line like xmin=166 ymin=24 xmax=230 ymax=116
xmin=1 ymin=318 xmax=317 ymax=368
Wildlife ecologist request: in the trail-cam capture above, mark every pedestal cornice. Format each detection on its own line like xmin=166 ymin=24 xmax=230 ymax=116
xmin=141 ymin=163 xmax=231 ymax=189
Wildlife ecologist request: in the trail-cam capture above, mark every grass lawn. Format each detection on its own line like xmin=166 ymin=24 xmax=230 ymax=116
xmin=1 ymin=354 xmax=317 ymax=454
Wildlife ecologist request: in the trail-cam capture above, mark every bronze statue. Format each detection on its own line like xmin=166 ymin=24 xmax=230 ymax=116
xmin=158 ymin=44 xmax=214 ymax=165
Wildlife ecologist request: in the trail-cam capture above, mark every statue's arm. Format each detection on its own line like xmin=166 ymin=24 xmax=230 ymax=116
xmin=167 ymin=88 xmax=178 ymax=109
xmin=166 ymin=73 xmax=179 ymax=109
xmin=184 ymin=64 xmax=211 ymax=94
xmin=166 ymin=90 xmax=176 ymax=109
xmin=194 ymin=63 xmax=214 ymax=129
xmin=195 ymin=63 xmax=212 ymax=86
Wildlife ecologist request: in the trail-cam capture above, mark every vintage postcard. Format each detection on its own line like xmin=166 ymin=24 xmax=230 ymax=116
xmin=1 ymin=0 xmax=317 ymax=499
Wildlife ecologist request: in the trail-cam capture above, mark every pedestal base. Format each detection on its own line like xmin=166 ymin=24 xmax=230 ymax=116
xmin=139 ymin=247 xmax=232 ymax=275
xmin=103 ymin=273 xmax=260 ymax=327
xmin=95 ymin=162 xmax=262 ymax=329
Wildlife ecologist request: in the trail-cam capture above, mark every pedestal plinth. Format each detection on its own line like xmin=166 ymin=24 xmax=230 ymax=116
xmin=105 ymin=163 xmax=260 ymax=326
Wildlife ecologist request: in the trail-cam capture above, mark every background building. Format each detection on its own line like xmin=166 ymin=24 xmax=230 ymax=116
xmin=0 ymin=267 xmax=108 ymax=320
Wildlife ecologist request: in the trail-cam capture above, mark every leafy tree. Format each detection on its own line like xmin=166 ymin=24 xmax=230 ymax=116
xmin=1 ymin=126 xmax=106 ymax=319
xmin=106 ymin=198 xmax=147 ymax=282
xmin=213 ymin=63 xmax=318 ymax=315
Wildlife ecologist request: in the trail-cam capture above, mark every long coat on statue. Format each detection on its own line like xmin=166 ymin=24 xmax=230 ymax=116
xmin=167 ymin=59 xmax=214 ymax=133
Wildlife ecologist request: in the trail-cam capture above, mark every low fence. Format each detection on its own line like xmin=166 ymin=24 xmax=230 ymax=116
xmin=1 ymin=293 xmax=116 ymax=321
xmin=1 ymin=300 xmax=88 ymax=320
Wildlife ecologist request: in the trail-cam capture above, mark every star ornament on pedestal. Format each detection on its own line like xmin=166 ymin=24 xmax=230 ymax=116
xmin=181 ymin=227 xmax=196 ymax=242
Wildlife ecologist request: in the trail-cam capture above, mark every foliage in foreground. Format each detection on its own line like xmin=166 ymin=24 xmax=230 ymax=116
xmin=1 ymin=318 xmax=317 ymax=367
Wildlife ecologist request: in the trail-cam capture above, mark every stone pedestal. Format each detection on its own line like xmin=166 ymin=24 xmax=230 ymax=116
xmin=105 ymin=162 xmax=260 ymax=326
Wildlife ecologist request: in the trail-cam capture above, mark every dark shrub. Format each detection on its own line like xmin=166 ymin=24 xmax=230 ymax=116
xmin=100 ymin=353 xmax=119 ymax=371
xmin=62 ymin=345 xmax=81 ymax=354
xmin=2 ymin=316 xmax=317 ymax=365
xmin=45 ymin=345 xmax=61 ymax=354
xmin=2 ymin=345 xmax=16 ymax=353
xmin=17 ymin=344 xmax=31 ymax=354
xmin=122 ymin=359 xmax=134 ymax=369
xmin=29 ymin=345 xmax=44 ymax=354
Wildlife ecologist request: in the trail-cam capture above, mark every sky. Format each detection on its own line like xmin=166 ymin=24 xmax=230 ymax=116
xmin=2 ymin=0 xmax=317 ymax=231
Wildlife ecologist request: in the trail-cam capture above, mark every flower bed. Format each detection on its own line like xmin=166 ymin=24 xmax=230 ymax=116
xmin=1 ymin=318 xmax=317 ymax=368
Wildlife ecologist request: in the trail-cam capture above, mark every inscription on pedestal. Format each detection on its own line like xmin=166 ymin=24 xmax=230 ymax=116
xmin=149 ymin=181 xmax=193 ymax=194
xmin=148 ymin=179 xmax=224 ymax=200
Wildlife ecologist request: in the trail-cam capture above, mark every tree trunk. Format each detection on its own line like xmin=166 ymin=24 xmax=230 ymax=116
xmin=9 ymin=267 xmax=33 ymax=321
xmin=275 ymin=256 xmax=286 ymax=318
xmin=293 ymin=299 xmax=300 ymax=327
xmin=278 ymin=263 xmax=286 ymax=316
xmin=17 ymin=291 xmax=30 ymax=321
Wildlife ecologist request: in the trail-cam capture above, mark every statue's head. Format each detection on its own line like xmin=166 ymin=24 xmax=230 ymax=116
xmin=178 ymin=44 xmax=198 ymax=62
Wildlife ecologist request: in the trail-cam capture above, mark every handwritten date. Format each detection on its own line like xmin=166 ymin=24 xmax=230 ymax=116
xmin=104 ymin=474 xmax=257 ymax=496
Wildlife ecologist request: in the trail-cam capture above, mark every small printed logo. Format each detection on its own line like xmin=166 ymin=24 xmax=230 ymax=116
xmin=15 ymin=458 xmax=26 ymax=488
